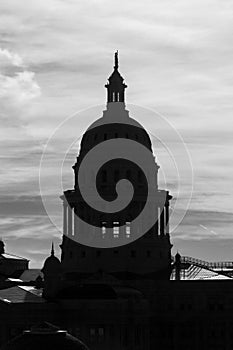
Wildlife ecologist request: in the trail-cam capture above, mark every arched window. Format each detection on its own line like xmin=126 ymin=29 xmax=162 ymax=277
xmin=113 ymin=221 xmax=119 ymax=238
xmin=126 ymin=221 xmax=131 ymax=238
xmin=101 ymin=222 xmax=106 ymax=236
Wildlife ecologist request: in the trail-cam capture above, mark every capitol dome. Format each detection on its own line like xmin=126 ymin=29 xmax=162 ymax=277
xmin=78 ymin=52 xmax=152 ymax=157
xmin=79 ymin=104 xmax=152 ymax=156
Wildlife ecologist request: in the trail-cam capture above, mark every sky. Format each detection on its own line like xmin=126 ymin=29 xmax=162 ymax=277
xmin=0 ymin=0 xmax=233 ymax=267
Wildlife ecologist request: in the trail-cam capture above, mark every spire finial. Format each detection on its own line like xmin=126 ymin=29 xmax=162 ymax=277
xmin=114 ymin=50 xmax=118 ymax=70
xmin=105 ymin=51 xmax=127 ymax=103
xmin=51 ymin=242 xmax=54 ymax=256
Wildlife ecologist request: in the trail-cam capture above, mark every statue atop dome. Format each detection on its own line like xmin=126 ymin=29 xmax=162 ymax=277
xmin=114 ymin=50 xmax=118 ymax=70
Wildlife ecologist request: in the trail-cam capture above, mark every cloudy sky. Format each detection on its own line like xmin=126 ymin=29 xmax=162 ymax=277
xmin=0 ymin=0 xmax=233 ymax=267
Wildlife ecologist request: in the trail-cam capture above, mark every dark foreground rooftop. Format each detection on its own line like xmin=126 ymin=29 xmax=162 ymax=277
xmin=0 ymin=322 xmax=89 ymax=350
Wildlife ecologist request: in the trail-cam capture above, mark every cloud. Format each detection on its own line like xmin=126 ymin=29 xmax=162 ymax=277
xmin=0 ymin=48 xmax=40 ymax=119
xmin=0 ymin=215 xmax=59 ymax=239
xmin=0 ymin=47 xmax=23 ymax=69
xmin=172 ymin=209 xmax=233 ymax=240
xmin=0 ymin=195 xmax=46 ymax=216
xmin=0 ymin=213 xmax=62 ymax=267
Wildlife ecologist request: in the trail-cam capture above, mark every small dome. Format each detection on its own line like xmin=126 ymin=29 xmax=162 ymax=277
xmin=42 ymin=255 xmax=61 ymax=274
xmin=0 ymin=322 xmax=89 ymax=350
xmin=41 ymin=244 xmax=61 ymax=274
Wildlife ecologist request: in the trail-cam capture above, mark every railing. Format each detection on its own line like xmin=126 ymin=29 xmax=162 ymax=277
xmin=170 ymin=256 xmax=233 ymax=280
xmin=185 ymin=264 xmax=202 ymax=279
xmin=180 ymin=256 xmax=233 ymax=269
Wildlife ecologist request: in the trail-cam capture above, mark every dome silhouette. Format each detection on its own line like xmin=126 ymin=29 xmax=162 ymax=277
xmin=79 ymin=103 xmax=152 ymax=156
xmin=78 ymin=52 xmax=152 ymax=156
xmin=41 ymin=244 xmax=61 ymax=274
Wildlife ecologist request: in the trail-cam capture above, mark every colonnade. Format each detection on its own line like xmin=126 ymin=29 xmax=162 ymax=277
xmin=63 ymin=202 xmax=169 ymax=238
